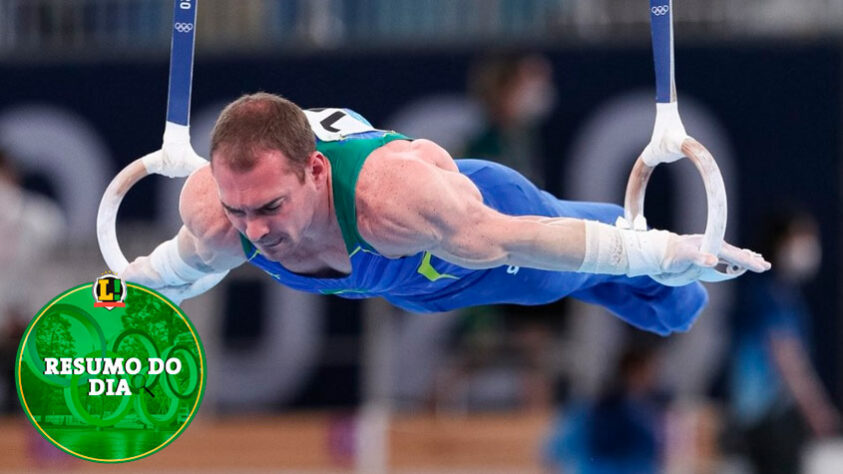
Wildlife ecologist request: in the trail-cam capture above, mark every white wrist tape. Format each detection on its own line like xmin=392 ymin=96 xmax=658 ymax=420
xmin=579 ymin=220 xmax=627 ymax=275
xmin=579 ymin=220 xmax=671 ymax=277
xmin=149 ymin=236 xmax=209 ymax=286
xmin=619 ymin=226 xmax=672 ymax=277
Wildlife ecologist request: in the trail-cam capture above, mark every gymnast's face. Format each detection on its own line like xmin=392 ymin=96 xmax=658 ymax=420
xmin=212 ymin=149 xmax=324 ymax=261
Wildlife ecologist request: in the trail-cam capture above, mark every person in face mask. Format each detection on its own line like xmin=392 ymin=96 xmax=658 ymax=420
xmin=462 ymin=53 xmax=557 ymax=188
xmin=727 ymin=210 xmax=838 ymax=474
xmin=774 ymin=218 xmax=822 ymax=284
xmin=0 ymin=149 xmax=65 ymax=413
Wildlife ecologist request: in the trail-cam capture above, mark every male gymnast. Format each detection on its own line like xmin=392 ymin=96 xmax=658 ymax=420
xmin=124 ymin=93 xmax=770 ymax=335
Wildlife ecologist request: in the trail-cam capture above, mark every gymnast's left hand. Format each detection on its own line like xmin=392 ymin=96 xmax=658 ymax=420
xmin=661 ymin=233 xmax=771 ymax=275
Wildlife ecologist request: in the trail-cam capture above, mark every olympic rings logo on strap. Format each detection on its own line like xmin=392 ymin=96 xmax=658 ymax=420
xmin=651 ymin=5 xmax=670 ymax=16
xmin=174 ymin=22 xmax=194 ymax=33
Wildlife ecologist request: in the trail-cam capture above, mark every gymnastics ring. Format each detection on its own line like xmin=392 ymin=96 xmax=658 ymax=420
xmin=96 ymin=133 xmax=228 ymax=304
xmin=629 ymin=3 xmax=748 ymax=286
xmin=623 ymin=136 xmax=747 ymax=285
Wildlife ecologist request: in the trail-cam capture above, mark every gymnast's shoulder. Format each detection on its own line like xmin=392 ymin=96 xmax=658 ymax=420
xmin=178 ymin=164 xmax=242 ymax=256
xmin=355 ymin=139 xmax=485 ymax=256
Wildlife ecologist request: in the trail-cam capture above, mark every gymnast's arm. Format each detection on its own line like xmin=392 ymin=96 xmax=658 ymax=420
xmin=358 ymin=154 xmax=770 ymax=277
xmin=122 ymin=166 xmax=246 ymax=289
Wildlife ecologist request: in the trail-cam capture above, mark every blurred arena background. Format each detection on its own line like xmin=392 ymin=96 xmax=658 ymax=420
xmin=2 ymin=0 xmax=843 ymax=472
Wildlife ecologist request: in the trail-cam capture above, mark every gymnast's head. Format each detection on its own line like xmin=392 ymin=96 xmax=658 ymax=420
xmin=209 ymin=92 xmax=328 ymax=259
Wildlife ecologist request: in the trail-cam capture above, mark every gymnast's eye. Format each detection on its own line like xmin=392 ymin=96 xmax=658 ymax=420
xmin=260 ymin=198 xmax=285 ymax=214
xmin=256 ymin=205 xmax=279 ymax=216
xmin=222 ymin=206 xmax=245 ymax=217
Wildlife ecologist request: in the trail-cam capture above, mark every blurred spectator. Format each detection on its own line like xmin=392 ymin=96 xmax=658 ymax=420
xmin=0 ymin=149 xmax=64 ymax=413
xmin=463 ymin=53 xmax=556 ymax=187
xmin=433 ymin=306 xmax=555 ymax=412
xmin=544 ymin=342 xmax=664 ymax=474
xmin=435 ymin=53 xmax=559 ymax=413
xmin=199 ymin=0 xmax=269 ymax=48
xmin=726 ymin=210 xmax=839 ymax=474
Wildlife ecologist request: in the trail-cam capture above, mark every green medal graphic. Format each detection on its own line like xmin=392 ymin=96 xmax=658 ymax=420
xmin=15 ymin=281 xmax=206 ymax=462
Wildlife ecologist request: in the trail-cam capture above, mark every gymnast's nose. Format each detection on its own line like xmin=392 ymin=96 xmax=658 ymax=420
xmin=244 ymin=216 xmax=270 ymax=242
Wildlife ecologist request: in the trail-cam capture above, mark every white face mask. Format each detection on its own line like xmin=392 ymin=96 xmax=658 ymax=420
xmin=776 ymin=234 xmax=821 ymax=283
xmin=510 ymin=76 xmax=557 ymax=124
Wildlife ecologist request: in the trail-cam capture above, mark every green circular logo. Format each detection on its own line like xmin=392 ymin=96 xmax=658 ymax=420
xmin=15 ymin=280 xmax=206 ymax=463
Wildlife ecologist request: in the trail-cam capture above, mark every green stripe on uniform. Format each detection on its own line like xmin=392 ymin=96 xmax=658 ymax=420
xmin=416 ymin=252 xmax=459 ymax=282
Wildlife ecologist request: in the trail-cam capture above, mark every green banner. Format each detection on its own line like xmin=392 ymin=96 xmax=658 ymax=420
xmin=15 ymin=280 xmax=206 ymax=463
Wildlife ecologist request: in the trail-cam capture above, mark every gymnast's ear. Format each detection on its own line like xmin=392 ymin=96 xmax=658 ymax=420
xmin=306 ymin=151 xmax=329 ymax=185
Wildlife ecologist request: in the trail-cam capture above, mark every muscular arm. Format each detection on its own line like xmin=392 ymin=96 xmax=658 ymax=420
xmin=359 ymin=155 xmax=586 ymax=271
xmin=436 ymin=215 xmax=588 ymax=270
xmin=122 ymin=165 xmax=245 ymax=290
xmin=177 ymin=165 xmax=247 ymax=272
xmin=358 ymin=146 xmax=770 ymax=276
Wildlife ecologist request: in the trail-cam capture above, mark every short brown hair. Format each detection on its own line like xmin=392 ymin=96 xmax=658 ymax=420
xmin=210 ymin=92 xmax=315 ymax=180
